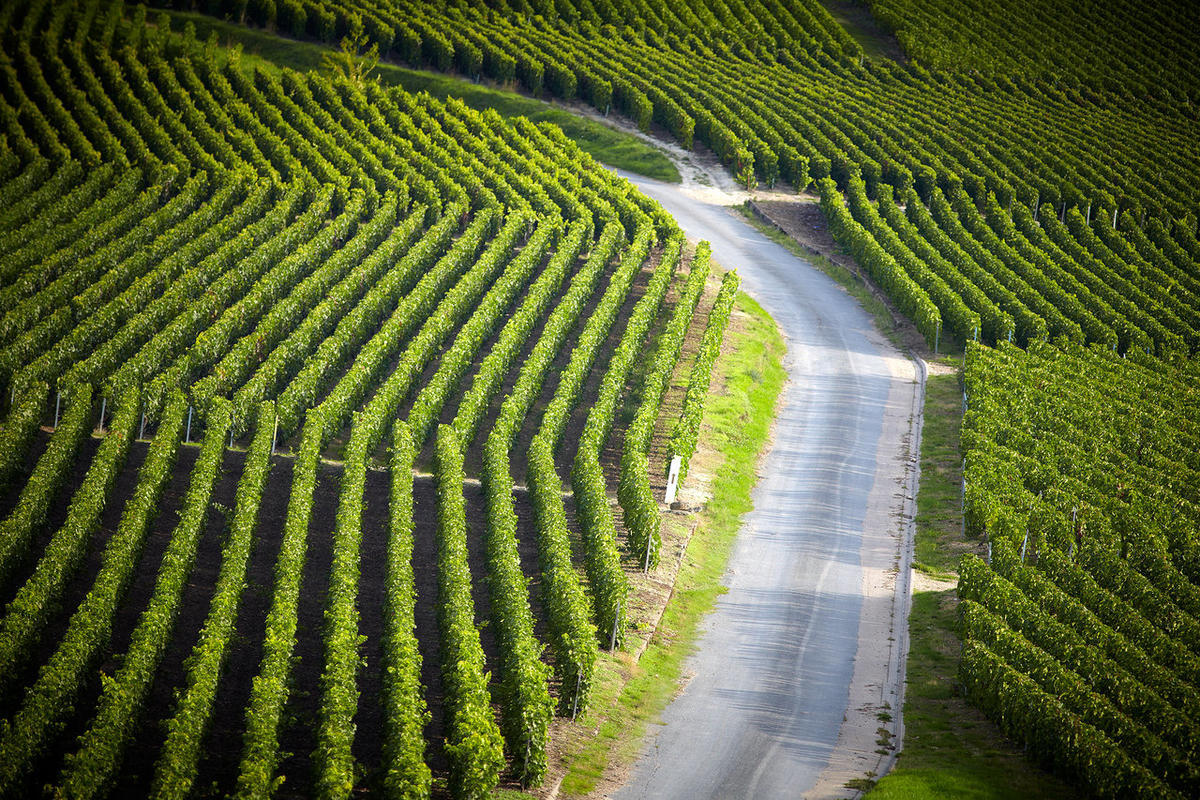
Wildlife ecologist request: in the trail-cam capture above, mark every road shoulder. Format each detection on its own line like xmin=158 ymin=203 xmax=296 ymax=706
xmin=807 ymin=349 xmax=923 ymax=798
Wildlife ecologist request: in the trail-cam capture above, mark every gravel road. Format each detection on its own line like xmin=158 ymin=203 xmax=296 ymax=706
xmin=612 ymin=173 xmax=922 ymax=800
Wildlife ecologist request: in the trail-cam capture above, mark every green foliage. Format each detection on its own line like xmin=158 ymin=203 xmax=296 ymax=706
xmin=0 ymin=382 xmax=46 ymax=495
xmin=818 ymin=177 xmax=942 ymax=347
xmin=314 ymin=417 xmax=370 ymax=800
xmin=959 ymin=637 xmax=1182 ymax=800
xmin=0 ymin=384 xmax=92 ymax=589
xmin=670 ymin=269 xmax=739 ymax=483
xmin=408 ymin=218 xmax=584 ymax=447
xmin=320 ymin=26 xmax=379 ymax=88
xmin=957 ymin=341 xmax=1200 ymax=795
xmin=570 ymin=447 xmax=628 ymax=646
xmin=527 ymin=435 xmax=598 ymax=715
xmin=153 ymin=404 xmax=275 ymax=800
xmin=540 ymin=223 xmax=655 ymax=451
xmin=58 ymin=401 xmax=231 ymax=800
xmin=0 ymin=19 xmax=709 ymax=789
xmin=620 ymin=241 xmax=709 ymax=568
xmin=381 ymin=423 xmax=432 ymax=799
xmin=235 ymin=414 xmax=326 ymax=799
xmin=0 ymin=389 xmax=165 ymax=796
xmin=0 ymin=388 xmax=144 ymax=701
xmin=458 ymin=219 xmax=623 ymax=449
xmin=480 ymin=431 xmax=553 ymax=786
xmin=236 ymin=203 xmax=461 ymax=432
xmin=434 ymin=426 xmax=504 ymax=799
xmin=192 ymin=194 xmax=421 ymax=419
xmin=867 ymin=0 xmax=1200 ymax=98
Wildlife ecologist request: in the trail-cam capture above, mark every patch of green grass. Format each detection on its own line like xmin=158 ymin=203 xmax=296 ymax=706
xmin=846 ymin=775 xmax=878 ymax=792
xmin=869 ymin=592 xmax=1083 ymax=800
xmin=912 ymin=369 xmax=965 ymax=579
xmin=556 ymin=291 xmax=786 ymax=796
xmin=816 ymin=0 xmax=907 ymax=62
xmin=158 ymin=9 xmax=679 ymax=182
xmin=866 ymin=367 xmax=1083 ymax=800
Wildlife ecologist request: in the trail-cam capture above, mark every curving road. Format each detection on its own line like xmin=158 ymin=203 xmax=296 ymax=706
xmin=613 ymin=172 xmax=922 ymax=799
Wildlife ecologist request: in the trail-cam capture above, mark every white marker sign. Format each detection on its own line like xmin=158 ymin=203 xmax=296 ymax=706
xmin=664 ymin=455 xmax=682 ymax=505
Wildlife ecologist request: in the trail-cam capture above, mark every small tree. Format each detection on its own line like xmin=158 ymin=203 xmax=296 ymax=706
xmin=321 ymin=22 xmax=378 ymax=88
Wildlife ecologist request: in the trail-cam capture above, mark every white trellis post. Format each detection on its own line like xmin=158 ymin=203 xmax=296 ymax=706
xmin=572 ymin=667 xmax=583 ymax=720
xmin=664 ymin=455 xmax=681 ymax=505
xmin=960 ymin=459 xmax=967 ymax=537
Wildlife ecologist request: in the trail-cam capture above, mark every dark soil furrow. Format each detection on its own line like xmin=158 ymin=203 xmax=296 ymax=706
xmin=111 ymin=447 xmax=246 ymax=797
xmin=274 ymin=460 xmax=339 ymax=798
xmin=193 ymin=454 xmax=292 ymax=797
xmin=410 ymin=475 xmax=448 ymax=777
xmin=351 ymin=465 xmax=391 ymax=787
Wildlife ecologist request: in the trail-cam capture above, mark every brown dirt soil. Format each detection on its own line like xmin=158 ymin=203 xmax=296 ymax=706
xmin=111 ymin=446 xmax=244 ymax=798
xmin=351 ymin=464 xmax=392 ymax=786
xmin=273 ymin=459 xmax=339 ymax=798
xmin=409 ymin=473 xmax=449 ymax=779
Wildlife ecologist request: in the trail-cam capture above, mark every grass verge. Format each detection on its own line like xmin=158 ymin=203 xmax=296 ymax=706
xmin=865 ymin=372 xmax=1083 ymax=800
xmin=911 ymin=369 xmax=964 ymax=580
xmin=553 ymin=290 xmax=785 ymax=796
xmin=735 ymin=201 xmax=971 ymax=361
xmin=816 ymin=0 xmax=907 ymax=62
xmin=734 ymin=203 xmax=908 ymax=347
xmin=157 ymin=9 xmax=680 ymax=182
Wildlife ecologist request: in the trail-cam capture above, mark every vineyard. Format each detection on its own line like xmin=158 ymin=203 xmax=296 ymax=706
xmin=0 ymin=0 xmax=744 ymax=797
xmin=160 ymin=0 xmax=1200 ymax=362
xmin=1 ymin=0 xmax=1199 ymax=797
xmin=864 ymin=0 xmax=1200 ymax=99
xmin=958 ymin=342 xmax=1200 ymax=799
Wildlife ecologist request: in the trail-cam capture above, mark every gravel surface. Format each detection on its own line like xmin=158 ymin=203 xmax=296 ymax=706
xmin=612 ymin=173 xmax=922 ymax=800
